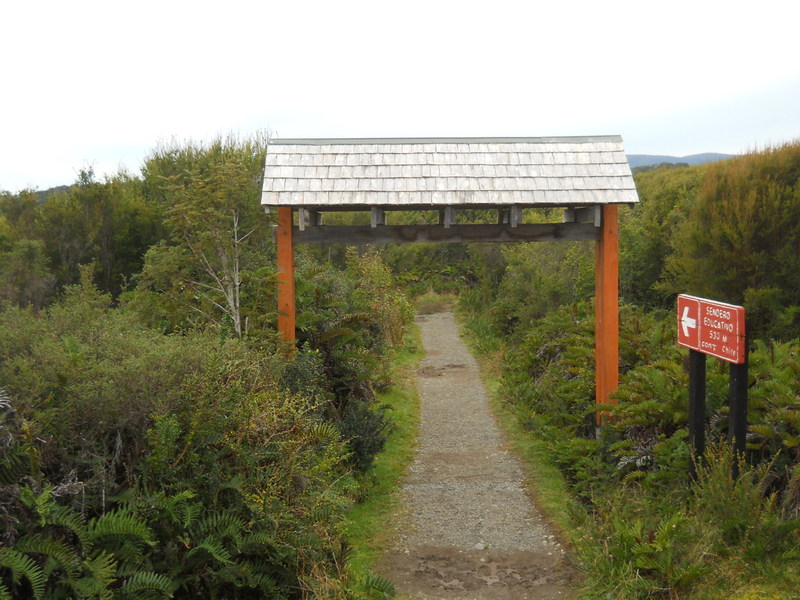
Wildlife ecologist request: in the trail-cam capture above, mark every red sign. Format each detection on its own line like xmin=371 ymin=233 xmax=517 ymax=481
xmin=677 ymin=294 xmax=746 ymax=364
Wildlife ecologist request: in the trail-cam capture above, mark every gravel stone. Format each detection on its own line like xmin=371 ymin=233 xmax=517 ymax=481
xmin=378 ymin=312 xmax=578 ymax=599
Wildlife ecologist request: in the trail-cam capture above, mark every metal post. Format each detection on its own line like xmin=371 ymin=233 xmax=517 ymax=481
xmin=688 ymin=349 xmax=706 ymax=480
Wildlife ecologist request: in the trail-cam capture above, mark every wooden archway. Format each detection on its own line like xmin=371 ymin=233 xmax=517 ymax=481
xmin=262 ymin=137 xmax=637 ymax=416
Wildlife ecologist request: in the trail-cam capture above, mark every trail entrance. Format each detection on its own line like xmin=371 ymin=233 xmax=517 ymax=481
xmin=260 ymin=136 xmax=638 ymax=596
xmin=261 ymin=136 xmax=639 ymax=415
xmin=378 ymin=311 xmax=577 ymax=598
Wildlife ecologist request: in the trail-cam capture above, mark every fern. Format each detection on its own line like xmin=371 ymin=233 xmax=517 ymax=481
xmin=191 ymin=512 xmax=245 ymax=546
xmin=0 ymin=548 xmax=46 ymax=600
xmin=241 ymin=530 xmax=278 ymax=551
xmin=18 ymin=485 xmax=54 ymax=527
xmin=361 ymin=573 xmax=396 ymax=599
xmin=185 ymin=538 xmax=233 ymax=565
xmin=0 ymin=443 xmax=30 ymax=485
xmin=118 ymin=571 xmax=172 ymax=598
xmin=72 ymin=550 xmax=118 ymax=600
xmin=88 ymin=509 xmax=155 ymax=546
xmin=13 ymin=533 xmax=81 ymax=580
xmin=309 ymin=422 xmax=341 ymax=444
xmin=239 ymin=571 xmax=278 ymax=593
xmin=47 ymin=504 xmax=89 ymax=545
xmin=307 ymin=504 xmax=338 ymax=524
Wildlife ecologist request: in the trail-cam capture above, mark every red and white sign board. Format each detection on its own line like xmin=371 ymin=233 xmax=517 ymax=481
xmin=677 ymin=294 xmax=746 ymax=364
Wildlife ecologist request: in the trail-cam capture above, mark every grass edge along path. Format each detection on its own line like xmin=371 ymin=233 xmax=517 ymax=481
xmin=342 ymin=325 xmax=423 ymax=596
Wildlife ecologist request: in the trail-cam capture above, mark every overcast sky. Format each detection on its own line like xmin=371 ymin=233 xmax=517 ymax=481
xmin=2 ymin=0 xmax=799 ymax=193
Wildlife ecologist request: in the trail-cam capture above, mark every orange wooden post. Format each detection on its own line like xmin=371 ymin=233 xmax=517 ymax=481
xmin=595 ymin=204 xmax=619 ymax=424
xmin=276 ymin=206 xmax=296 ymax=343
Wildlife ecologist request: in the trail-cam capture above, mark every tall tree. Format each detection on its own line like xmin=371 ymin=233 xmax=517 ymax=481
xmin=136 ymin=133 xmax=273 ymax=337
xmin=31 ymin=169 xmax=162 ymax=296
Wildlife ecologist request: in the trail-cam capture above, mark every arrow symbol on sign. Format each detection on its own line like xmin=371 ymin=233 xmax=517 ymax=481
xmin=681 ymin=306 xmax=697 ymax=337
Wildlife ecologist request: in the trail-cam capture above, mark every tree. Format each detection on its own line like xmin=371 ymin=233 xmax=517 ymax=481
xmin=0 ymin=239 xmax=54 ymax=308
xmin=659 ymin=143 xmax=800 ymax=339
xmin=135 ymin=134 xmax=272 ymax=337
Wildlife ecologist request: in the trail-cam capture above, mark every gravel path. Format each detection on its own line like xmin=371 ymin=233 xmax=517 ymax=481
xmin=378 ymin=312 xmax=577 ymax=600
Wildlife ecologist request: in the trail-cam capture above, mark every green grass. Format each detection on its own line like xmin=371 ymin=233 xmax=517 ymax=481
xmin=342 ymin=326 xmax=423 ymax=588
xmin=412 ymin=289 xmax=457 ymax=314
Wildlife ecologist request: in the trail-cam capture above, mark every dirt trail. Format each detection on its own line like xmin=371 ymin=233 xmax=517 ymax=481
xmin=378 ymin=311 xmax=578 ymax=599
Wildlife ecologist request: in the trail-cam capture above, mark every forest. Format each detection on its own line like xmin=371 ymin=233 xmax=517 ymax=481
xmin=1 ymin=135 xmax=799 ymax=598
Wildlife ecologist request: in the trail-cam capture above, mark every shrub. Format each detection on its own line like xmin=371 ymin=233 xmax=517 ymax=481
xmin=0 ymin=275 xmax=361 ymax=598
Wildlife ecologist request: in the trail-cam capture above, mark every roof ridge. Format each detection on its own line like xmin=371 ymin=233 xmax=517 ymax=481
xmin=268 ymin=135 xmax=623 ymax=145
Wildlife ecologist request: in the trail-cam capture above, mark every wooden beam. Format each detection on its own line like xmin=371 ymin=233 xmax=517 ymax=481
xmin=292 ymin=222 xmax=601 ymax=245
xmin=595 ymin=204 xmax=619 ymax=424
xmin=276 ymin=206 xmax=296 ymax=344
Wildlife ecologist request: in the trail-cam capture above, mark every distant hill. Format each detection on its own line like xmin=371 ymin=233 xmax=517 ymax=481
xmin=36 ymin=185 xmax=70 ymax=202
xmin=627 ymin=153 xmax=734 ymax=169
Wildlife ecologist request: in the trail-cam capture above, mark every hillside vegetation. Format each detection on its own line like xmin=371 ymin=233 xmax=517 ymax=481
xmin=2 ymin=137 xmax=799 ymax=599
xmin=425 ymin=142 xmax=800 ymax=598
xmin=0 ymin=135 xmax=412 ymax=599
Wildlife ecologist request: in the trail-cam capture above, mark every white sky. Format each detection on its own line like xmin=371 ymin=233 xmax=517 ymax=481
xmin=2 ymin=0 xmax=799 ymax=192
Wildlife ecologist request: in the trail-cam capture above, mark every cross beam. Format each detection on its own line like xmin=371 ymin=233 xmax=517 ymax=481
xmin=292 ymin=222 xmax=600 ymax=245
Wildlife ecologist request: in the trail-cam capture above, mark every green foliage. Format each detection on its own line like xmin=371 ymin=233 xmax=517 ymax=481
xmin=483 ymin=242 xmax=594 ymax=338
xmin=0 ymin=169 xmax=164 ymax=299
xmin=0 ymin=485 xmax=169 ymax=600
xmin=0 ymin=132 xmax=417 ymax=599
xmin=500 ymin=301 xmax=597 ymax=437
xmin=132 ymin=134 xmax=272 ymax=338
xmin=621 ymin=164 xmax=705 ymax=308
xmin=0 ymin=239 xmax=54 ymax=308
xmin=294 ymin=250 xmax=413 ymax=472
xmin=746 ymin=340 xmax=800 ymax=473
xmin=384 ymin=242 xmax=477 ymax=296
xmin=692 ymin=444 xmax=800 ymax=559
xmin=0 ymin=267 xmax=396 ymax=598
xmin=660 ymin=143 xmax=800 ymax=339
xmin=461 ymin=209 xmax=800 ymax=597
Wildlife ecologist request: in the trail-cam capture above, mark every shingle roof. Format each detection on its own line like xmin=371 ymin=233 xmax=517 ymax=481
xmin=261 ymin=136 xmax=638 ymax=207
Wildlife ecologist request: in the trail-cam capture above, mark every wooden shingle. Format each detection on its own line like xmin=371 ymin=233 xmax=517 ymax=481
xmin=261 ymin=136 xmax=638 ymax=208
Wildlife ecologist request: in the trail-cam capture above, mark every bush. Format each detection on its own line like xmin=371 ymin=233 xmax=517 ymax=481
xmin=0 ymin=275 xmax=360 ymax=598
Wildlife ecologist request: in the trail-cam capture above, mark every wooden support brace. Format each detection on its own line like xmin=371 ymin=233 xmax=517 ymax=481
xmin=440 ymin=206 xmax=456 ymax=228
xmin=563 ymin=206 xmax=599 ymax=224
xmin=371 ymin=207 xmax=386 ymax=227
xmin=298 ymin=208 xmax=322 ymax=231
xmin=510 ymin=205 xmax=522 ymax=228
xmin=595 ymin=204 xmax=619 ymax=424
xmin=276 ymin=206 xmax=296 ymax=344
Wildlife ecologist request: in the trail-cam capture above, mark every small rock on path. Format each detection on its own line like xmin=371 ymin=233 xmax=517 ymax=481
xmin=378 ymin=312 xmax=578 ymax=599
